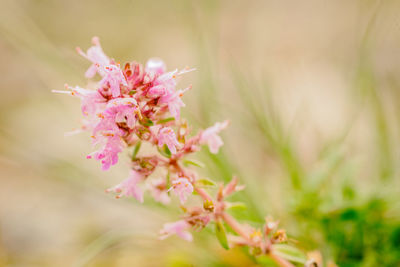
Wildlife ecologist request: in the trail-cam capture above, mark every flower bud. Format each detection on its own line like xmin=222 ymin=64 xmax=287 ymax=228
xmin=203 ymin=199 xmax=214 ymax=212
xmin=272 ymin=229 xmax=287 ymax=243
xmin=263 ymin=216 xmax=278 ymax=236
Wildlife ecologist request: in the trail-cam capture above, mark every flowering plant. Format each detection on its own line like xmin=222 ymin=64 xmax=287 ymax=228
xmin=54 ymin=37 xmax=315 ymax=267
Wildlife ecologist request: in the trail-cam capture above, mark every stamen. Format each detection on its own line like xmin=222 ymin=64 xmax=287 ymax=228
xmin=51 ymin=90 xmax=72 ymax=95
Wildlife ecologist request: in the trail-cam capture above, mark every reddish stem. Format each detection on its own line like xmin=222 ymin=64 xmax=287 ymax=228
xmin=194 ymin=187 xmax=213 ymax=202
xmin=220 ymin=212 xmax=250 ymax=241
xmin=185 ymin=166 xmax=294 ymax=267
xmin=221 ymin=212 xmax=293 ymax=267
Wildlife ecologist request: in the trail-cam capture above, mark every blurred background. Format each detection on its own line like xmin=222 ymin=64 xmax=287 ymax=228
xmin=0 ymin=0 xmax=400 ymax=266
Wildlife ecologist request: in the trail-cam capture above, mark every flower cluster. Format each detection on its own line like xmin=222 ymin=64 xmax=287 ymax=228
xmin=55 ymin=37 xmax=311 ymax=267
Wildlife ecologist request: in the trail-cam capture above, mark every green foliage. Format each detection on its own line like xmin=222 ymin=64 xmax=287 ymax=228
xmin=215 ymin=221 xmax=229 ymax=250
xmin=158 ymin=144 xmax=172 ymax=158
xmin=139 ymin=117 xmax=154 ymax=126
xmin=131 ymin=140 xmax=141 ymax=160
xmin=230 ymin=57 xmax=400 ymax=266
xmin=196 ymin=178 xmax=216 ymax=187
xmin=272 ymin=244 xmax=307 ymax=264
xmin=225 ymin=202 xmax=247 ymax=211
xmin=157 ymin=117 xmax=176 ymax=124
xmin=183 ymin=159 xmax=205 ymax=168
xmin=319 ymin=199 xmax=400 ymax=266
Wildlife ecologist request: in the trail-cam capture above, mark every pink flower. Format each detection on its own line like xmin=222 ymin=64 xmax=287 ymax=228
xmin=171 ymin=177 xmax=193 ymax=204
xmin=80 ymin=92 xmax=105 ymax=117
xmin=152 ymin=70 xmax=177 ymax=92
xmin=147 ymin=85 xmax=169 ymax=98
xmin=87 ymin=102 xmax=137 ymax=170
xmin=107 ymin=99 xmax=138 ymax=129
xmin=158 ymin=127 xmax=180 ymax=154
xmin=150 ymin=68 xmax=194 ymax=94
xmin=76 ymin=36 xmax=110 ymax=78
xmin=186 ymin=212 xmax=211 ymax=230
xmin=53 ymin=85 xmax=106 ymax=117
xmin=99 ymin=64 xmax=128 ymax=98
xmin=145 ymin=58 xmax=166 ymax=75
xmin=147 ymin=68 xmax=193 ymax=120
xmin=94 ymin=101 xmax=137 ymax=135
xmin=145 ymin=70 xmax=176 ymax=99
xmin=158 ymin=87 xmax=189 ymax=120
xmin=92 ymin=116 xmax=120 ymax=137
xmin=114 ymin=106 xmax=137 ymax=128
xmin=124 ymin=61 xmax=145 ymax=87
xmin=87 ymin=133 xmax=125 ymax=170
xmin=199 ymin=120 xmax=229 ymax=154
xmin=106 ymin=170 xmax=145 ymax=202
xmin=148 ymin=178 xmax=170 ymax=205
xmin=159 ymin=220 xmax=193 ymax=241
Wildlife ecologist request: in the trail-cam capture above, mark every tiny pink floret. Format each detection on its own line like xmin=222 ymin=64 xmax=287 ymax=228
xmin=149 ymin=178 xmax=171 ymax=205
xmin=159 ymin=220 xmax=193 ymax=242
xmin=87 ymin=134 xmax=125 ymax=171
xmin=106 ymin=170 xmax=145 ymax=202
xmin=76 ymin=36 xmax=110 ymax=78
xmin=171 ymin=177 xmax=194 ymax=204
xmin=158 ymin=88 xmax=188 ymax=121
xmin=158 ymin=127 xmax=180 ymax=154
xmin=200 ymin=120 xmax=229 ymax=154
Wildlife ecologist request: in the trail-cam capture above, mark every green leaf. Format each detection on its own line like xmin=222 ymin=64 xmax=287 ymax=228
xmin=196 ymin=178 xmax=216 ymax=187
xmin=128 ymin=90 xmax=137 ymax=95
xmin=140 ymin=117 xmax=154 ymax=126
xmin=215 ymin=221 xmax=229 ymax=250
xmin=272 ymin=244 xmax=307 ymax=264
xmin=158 ymin=144 xmax=172 ymax=158
xmin=166 ymin=171 xmax=171 ymax=188
xmin=131 ymin=141 xmax=141 ymax=160
xmin=256 ymin=255 xmax=280 ymax=267
xmin=183 ymin=159 xmax=205 ymax=168
xmin=226 ymin=202 xmax=247 ymax=210
xmin=157 ymin=117 xmax=175 ymax=124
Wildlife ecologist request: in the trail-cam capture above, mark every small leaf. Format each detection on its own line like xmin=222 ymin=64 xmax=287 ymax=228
xmin=158 ymin=145 xmax=172 ymax=158
xmin=256 ymin=255 xmax=280 ymax=267
xmin=226 ymin=202 xmax=247 ymax=210
xmin=131 ymin=141 xmax=141 ymax=160
xmin=183 ymin=159 xmax=205 ymax=168
xmin=128 ymin=90 xmax=137 ymax=95
xmin=140 ymin=117 xmax=154 ymax=126
xmin=215 ymin=221 xmax=229 ymax=250
xmin=157 ymin=117 xmax=175 ymax=124
xmin=272 ymin=244 xmax=307 ymax=264
xmin=166 ymin=171 xmax=171 ymax=188
xmin=196 ymin=178 xmax=216 ymax=187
